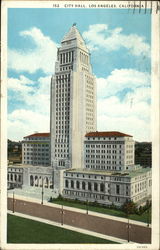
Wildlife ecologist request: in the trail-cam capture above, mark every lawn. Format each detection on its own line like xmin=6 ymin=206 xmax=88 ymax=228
xmin=7 ymin=214 xmax=118 ymax=244
xmin=50 ymin=199 xmax=151 ymax=224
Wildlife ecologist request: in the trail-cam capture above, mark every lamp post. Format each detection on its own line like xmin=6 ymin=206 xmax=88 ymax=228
xmin=147 ymin=207 xmax=150 ymax=227
xmin=86 ymin=199 xmax=88 ymax=214
xmin=41 ymin=178 xmax=44 ymax=205
xmin=12 ymin=191 xmax=15 ymax=213
xmin=126 ymin=212 xmax=131 ymax=242
xmin=127 ymin=214 xmax=130 ymax=242
xmin=60 ymin=204 xmax=65 ymax=225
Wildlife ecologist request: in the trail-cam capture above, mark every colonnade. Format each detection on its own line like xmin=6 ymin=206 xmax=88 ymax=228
xmin=8 ymin=173 xmax=22 ymax=183
xmin=30 ymin=175 xmax=53 ymax=189
xmin=60 ymin=51 xmax=74 ymax=64
xmin=65 ymin=179 xmax=106 ymax=193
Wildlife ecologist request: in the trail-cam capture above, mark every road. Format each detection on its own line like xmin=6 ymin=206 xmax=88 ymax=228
xmin=7 ymin=197 xmax=151 ymax=244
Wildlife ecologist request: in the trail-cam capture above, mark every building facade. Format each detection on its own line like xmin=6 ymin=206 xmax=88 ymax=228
xmin=63 ymin=167 xmax=151 ymax=206
xmin=50 ymin=24 xmax=96 ymax=171
xmin=84 ymin=131 xmax=135 ymax=172
xmin=22 ymin=133 xmax=50 ymax=166
xmin=7 ymin=25 xmax=152 ymax=207
xmin=7 ymin=165 xmax=23 ymax=189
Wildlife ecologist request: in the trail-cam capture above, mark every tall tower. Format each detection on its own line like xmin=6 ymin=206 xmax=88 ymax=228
xmin=50 ymin=24 xmax=96 ymax=173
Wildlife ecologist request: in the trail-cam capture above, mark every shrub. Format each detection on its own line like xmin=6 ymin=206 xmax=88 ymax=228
xmin=122 ymin=201 xmax=137 ymax=215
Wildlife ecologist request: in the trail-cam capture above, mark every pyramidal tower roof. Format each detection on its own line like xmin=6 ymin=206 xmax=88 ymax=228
xmin=61 ymin=24 xmax=84 ymax=43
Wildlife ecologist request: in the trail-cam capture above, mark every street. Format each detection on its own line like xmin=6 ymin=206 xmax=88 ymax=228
xmin=7 ymin=197 xmax=151 ymax=244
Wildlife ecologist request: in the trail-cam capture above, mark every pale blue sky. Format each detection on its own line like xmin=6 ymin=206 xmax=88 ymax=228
xmin=7 ymin=8 xmax=151 ymax=142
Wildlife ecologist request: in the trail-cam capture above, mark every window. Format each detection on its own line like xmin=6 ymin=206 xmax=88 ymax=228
xmin=82 ymin=181 xmax=86 ymax=190
xmin=71 ymin=180 xmax=74 ymax=188
xmin=94 ymin=183 xmax=98 ymax=191
xmin=65 ymin=180 xmax=69 ymax=188
xmin=116 ymin=184 xmax=120 ymax=195
xmin=30 ymin=175 xmax=34 ymax=186
xmin=76 ymin=181 xmax=80 ymax=189
xmin=100 ymin=183 xmax=105 ymax=192
xmin=88 ymin=182 xmax=91 ymax=191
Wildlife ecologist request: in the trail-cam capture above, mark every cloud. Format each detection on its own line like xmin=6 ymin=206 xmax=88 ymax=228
xmin=8 ymin=75 xmax=34 ymax=93
xmin=83 ymin=24 xmax=150 ymax=57
xmin=97 ymin=115 xmax=150 ymax=142
xmin=8 ymin=74 xmax=51 ymax=141
xmin=97 ymin=69 xmax=150 ymax=98
xmin=8 ymin=75 xmax=51 ymax=115
xmin=8 ymin=27 xmax=58 ymax=74
xmin=8 ymin=109 xmax=50 ymax=141
xmin=96 ymin=69 xmax=151 ymax=142
xmin=97 ymin=95 xmax=150 ymax=121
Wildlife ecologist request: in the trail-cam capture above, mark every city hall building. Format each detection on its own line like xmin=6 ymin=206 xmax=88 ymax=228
xmin=63 ymin=131 xmax=151 ymax=206
xmin=50 ymin=24 xmax=96 ymax=172
xmin=8 ymin=24 xmax=152 ymax=206
xmin=22 ymin=133 xmax=50 ymax=166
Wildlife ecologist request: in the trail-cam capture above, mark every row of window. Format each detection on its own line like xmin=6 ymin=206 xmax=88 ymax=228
xmin=8 ymin=173 xmax=22 ymax=182
xmin=55 ymin=131 xmax=70 ymax=135
xmin=55 ymin=154 xmax=69 ymax=158
xmin=24 ymin=157 xmax=49 ymax=160
xmin=55 ymin=149 xmax=69 ymax=153
xmin=24 ymin=152 xmax=49 ymax=156
xmin=23 ymin=144 xmax=49 ymax=147
xmin=85 ymin=165 xmax=122 ymax=170
xmin=65 ymin=180 xmax=106 ymax=192
xmin=85 ymin=160 xmax=122 ymax=164
xmin=82 ymin=67 xmax=89 ymax=72
xmin=56 ymin=74 xmax=70 ymax=81
xmin=86 ymin=150 xmax=122 ymax=154
xmin=80 ymin=51 xmax=88 ymax=65
xmin=64 ymin=191 xmax=129 ymax=203
xmin=85 ymin=144 xmax=122 ymax=148
xmin=64 ymin=190 xmax=105 ymax=200
xmin=65 ymin=173 xmax=106 ymax=180
xmin=23 ymin=161 xmax=49 ymax=164
xmin=8 ymin=168 xmax=22 ymax=172
xmin=24 ymin=149 xmax=49 ymax=152
xmin=60 ymin=65 xmax=73 ymax=71
xmin=87 ymin=137 xmax=118 ymax=141
xmin=59 ymin=51 xmax=74 ymax=64
xmin=55 ymin=138 xmax=69 ymax=143
xmin=24 ymin=137 xmax=49 ymax=141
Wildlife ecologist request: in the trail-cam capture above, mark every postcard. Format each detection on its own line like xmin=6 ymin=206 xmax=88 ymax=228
xmin=1 ymin=1 xmax=160 ymax=250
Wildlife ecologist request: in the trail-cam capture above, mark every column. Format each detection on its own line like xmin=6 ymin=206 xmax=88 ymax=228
xmin=80 ymin=181 xmax=82 ymax=190
xmin=98 ymin=183 xmax=101 ymax=192
xmin=63 ymin=53 xmax=65 ymax=64
xmin=66 ymin=52 xmax=68 ymax=63
xmin=91 ymin=182 xmax=94 ymax=192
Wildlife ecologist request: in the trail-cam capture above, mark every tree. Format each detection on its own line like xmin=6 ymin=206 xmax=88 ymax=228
xmin=122 ymin=201 xmax=136 ymax=215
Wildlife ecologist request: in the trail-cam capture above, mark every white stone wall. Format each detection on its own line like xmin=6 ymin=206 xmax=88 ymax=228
xmin=63 ymin=168 xmax=151 ymax=206
xmin=8 ymin=167 xmax=23 ymax=189
xmin=63 ymin=170 xmax=131 ymax=206
xmin=50 ymin=26 xmax=96 ymax=170
xmin=22 ymin=137 xmax=50 ymax=166
xmin=84 ymin=136 xmax=135 ymax=172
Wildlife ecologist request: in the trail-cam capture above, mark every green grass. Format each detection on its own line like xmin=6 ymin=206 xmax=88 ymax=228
xmin=7 ymin=214 xmax=118 ymax=244
xmin=51 ymin=199 xmax=151 ymax=223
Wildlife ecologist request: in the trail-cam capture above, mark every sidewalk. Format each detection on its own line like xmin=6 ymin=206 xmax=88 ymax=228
xmin=8 ymin=210 xmax=133 ymax=244
xmin=8 ymin=192 xmax=150 ymax=228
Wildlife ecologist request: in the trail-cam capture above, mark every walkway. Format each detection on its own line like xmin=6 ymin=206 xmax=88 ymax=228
xmin=8 ymin=210 xmax=128 ymax=244
xmin=7 ymin=195 xmax=151 ymax=244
